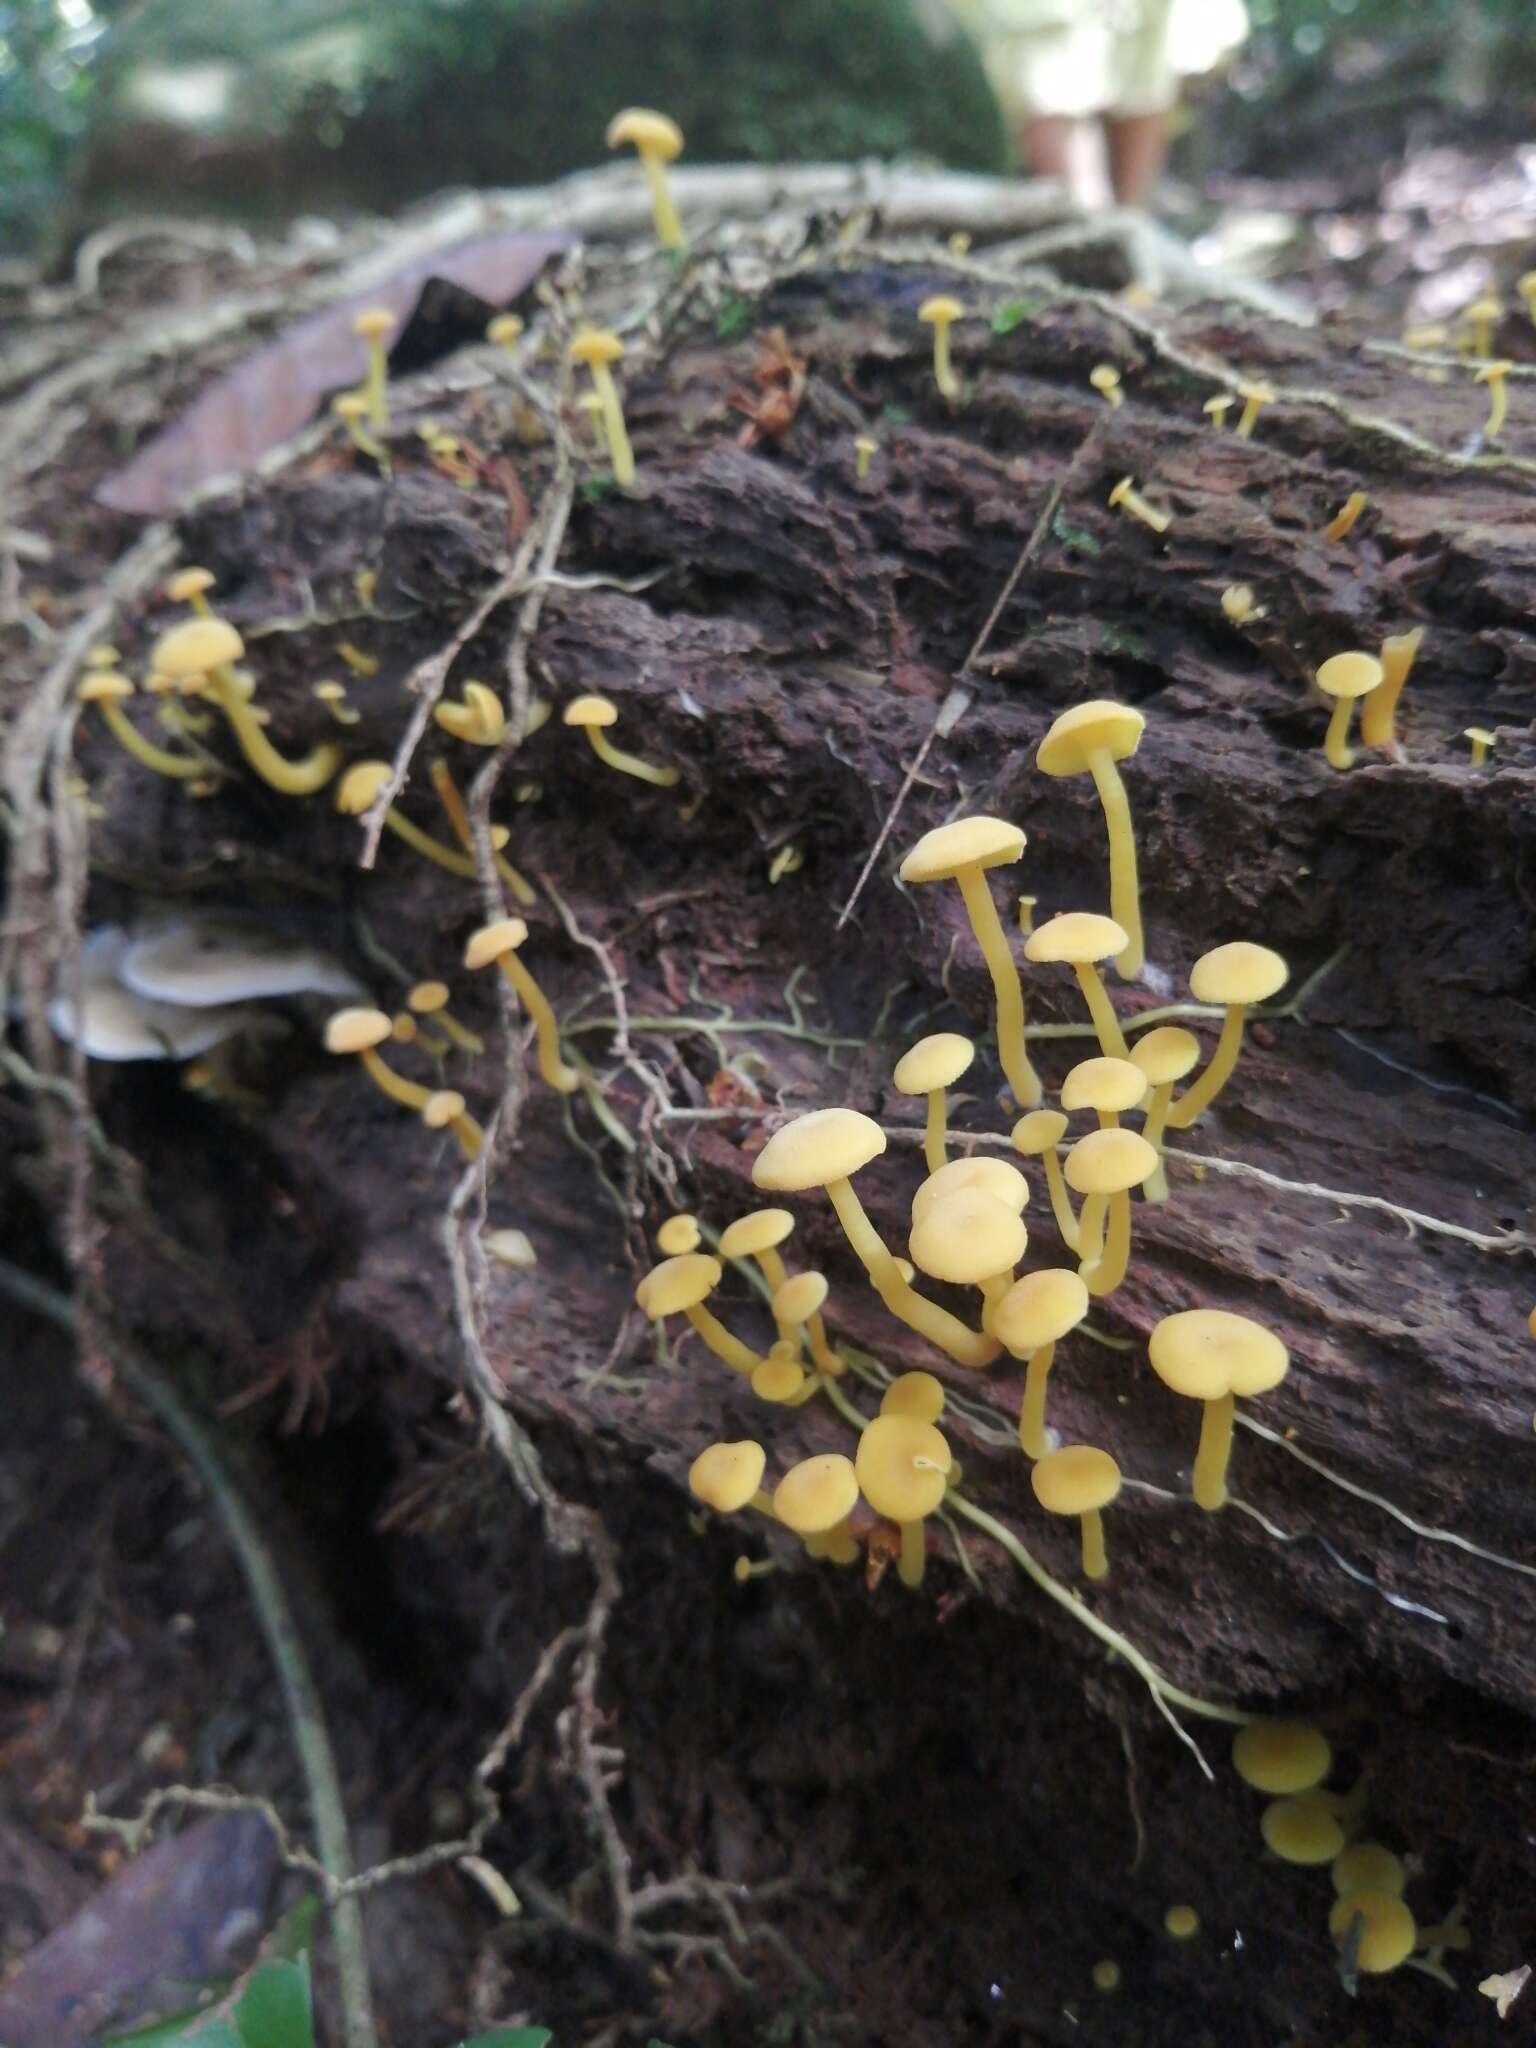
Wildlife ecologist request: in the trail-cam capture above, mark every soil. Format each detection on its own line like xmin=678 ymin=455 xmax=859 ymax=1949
xmin=2 ymin=182 xmax=1535 ymax=2048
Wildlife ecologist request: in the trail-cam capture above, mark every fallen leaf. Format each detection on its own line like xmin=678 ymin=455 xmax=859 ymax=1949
xmin=1480 ymin=1964 xmax=1531 ymax=2019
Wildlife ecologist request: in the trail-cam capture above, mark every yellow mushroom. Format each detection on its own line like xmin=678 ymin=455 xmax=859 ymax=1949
xmin=656 ymin=1212 xmax=701 ymax=1256
xmin=854 ymin=434 xmax=877 ymax=480
xmin=434 ymin=681 xmax=507 ymax=747
xmin=1330 ymin=1891 xmax=1417 ymax=1977
xmin=1234 ymin=380 xmax=1274 ymax=439
xmin=1476 ymin=358 xmax=1513 ymax=438
xmin=993 ymin=1266 xmax=1089 ymax=1459
xmin=352 ymin=307 xmax=397 ymax=431
xmin=1359 ymin=627 xmax=1425 ymax=750
xmin=1464 ymin=290 xmax=1502 ymax=359
xmin=689 ymin=1439 xmax=775 ymax=1519
xmin=1220 ymin=584 xmax=1265 ymax=624
xmin=1149 ymin=1307 xmax=1289 ymax=1510
xmin=1089 ymin=364 xmax=1123 ymax=409
xmin=313 ymin=681 xmax=360 ymax=726
xmin=637 ymin=1253 xmax=764 ymax=1377
xmin=1517 ymin=272 xmax=1536 ymax=329
xmin=486 ymin=312 xmax=525 ymax=354
xmin=1321 ymin=490 xmax=1367 ymax=543
xmin=334 ymin=391 xmax=387 ymax=465
xmin=855 ymin=1413 xmax=952 ymax=1588
xmin=407 ymin=979 xmax=483 ymax=1055
xmin=1164 ymin=1905 xmax=1200 ymax=1941
xmin=463 ymin=917 xmax=579 ymax=1093
xmin=1091 ymin=1960 xmax=1121 ymax=1994
xmin=1061 ymin=1055 xmax=1146 ymax=1131
xmin=337 ymin=761 xmax=503 ymax=880
xmin=1464 ymin=725 xmax=1496 ymax=768
xmin=899 ymin=816 xmax=1038 ymax=1108
xmin=1108 ymin=476 xmax=1170 ymax=534
xmin=1332 ymin=1844 xmax=1406 ymax=1898
xmin=605 ymin=107 xmax=686 ymax=251
xmin=917 ymin=294 xmax=965 ymax=402
xmin=563 ymin=693 xmax=679 ymax=787
xmin=568 ymin=331 xmax=634 ymax=487
xmin=910 ymin=1154 xmax=1028 ymax=1230
xmin=1203 ymin=394 xmax=1235 ymax=429
xmin=1165 ymin=941 xmax=1287 ymax=1129
xmin=1024 ymin=911 xmax=1130 ymax=1058
xmin=421 ymin=1086 xmax=485 ymax=1162
xmin=1031 ymin=1443 xmax=1121 ymax=1579
xmin=1129 ymin=1024 xmax=1199 ymax=1201
xmin=428 ymin=757 xmax=538 ymax=906
xmin=770 ymin=1271 xmax=841 ymax=1381
xmin=880 ymin=1371 xmax=946 ymax=1424
xmin=1010 ymin=1108 xmax=1078 ymax=1252
xmin=166 ymin=566 xmax=216 ymax=617
xmin=908 ymin=1187 xmax=1028 ymax=1332
xmin=1232 ymin=1719 xmax=1331 ymax=1796
xmin=152 ymin=618 xmax=343 ymax=796
xmin=324 ymin=1006 xmax=433 ymax=1112
xmin=1315 ymin=651 xmax=1383 ymax=771
xmin=1063 ymin=1126 xmax=1157 ymax=1296
xmin=893 ymin=1031 xmax=975 ymax=1174
xmin=77 ymin=669 xmax=207 ymax=780
xmin=751 ymin=1343 xmax=809 ymax=1406
xmin=1261 ymin=1792 xmax=1345 ymax=1867
xmin=773 ymin=1454 xmax=861 ymax=1563
xmin=1036 ymin=702 xmax=1147 ymax=980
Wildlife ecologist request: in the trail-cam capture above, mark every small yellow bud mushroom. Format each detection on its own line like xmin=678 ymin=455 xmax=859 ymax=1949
xmin=1128 ymin=1023 xmax=1199 ymax=1201
xmin=1107 ymin=475 xmax=1170 ymax=534
xmin=637 ymin=1253 xmax=764 ymax=1378
xmin=880 ymin=1371 xmax=946 ymax=1424
xmin=908 ymin=1187 xmax=1028 ymax=1330
xmin=563 ymin=692 xmax=680 ymax=788
xmin=408 ymin=980 xmax=483 ymax=1056
xmin=774 ymin=1453 xmax=861 ymax=1562
xmin=1332 ymin=1844 xmax=1406 ymax=1898
xmin=166 ymin=566 xmax=216 ymax=616
xmin=153 ymin=617 xmax=342 ymax=796
xmin=421 ymin=1086 xmax=485 ymax=1162
xmin=994 ymin=1266 xmax=1089 ymax=1459
xmin=464 ymin=917 xmax=578 ymax=1093
xmin=1476 ymin=357 xmax=1513 ymax=438
xmin=1091 ymin=1959 xmax=1121 ymax=1993
xmin=1321 ymin=489 xmax=1368 ymax=543
xmin=1359 ymin=626 xmax=1425 ymax=750
xmin=352 ymin=306 xmax=397 ymax=431
xmin=1164 ymin=1905 xmax=1200 ymax=1941
xmin=486 ymin=312 xmax=525 ymax=352
xmin=605 ymin=107 xmax=686 ymax=251
xmin=689 ymin=1439 xmax=774 ymax=1518
xmin=855 ymin=1414 xmax=952 ymax=1589
xmin=1330 ymin=1891 xmax=1417 ymax=1976
xmin=751 ymin=1344 xmax=809 ymax=1405
xmin=1063 ymin=1126 xmax=1157 ymax=1296
xmin=1036 ymin=702 xmax=1147 ymax=980
xmin=325 ymin=1006 xmax=433 ymax=1112
xmin=1024 ymin=911 xmax=1130 ymax=1059
xmin=1261 ymin=1792 xmax=1345 ymax=1866
xmin=485 ymin=1227 xmax=536 ymax=1269
xmin=917 ymin=294 xmax=965 ymax=402
xmin=1031 ymin=1443 xmax=1121 ymax=1580
xmin=337 ymin=761 xmax=497 ymax=881
xmin=1202 ymin=394 xmax=1235 ymax=428
xmin=1234 ymin=380 xmax=1274 ymax=439
xmin=77 ymin=669 xmax=206 ymax=781
xmin=1165 ymin=941 xmax=1287 ymax=1129
xmin=1089 ymin=363 xmax=1123 ymax=408
xmin=313 ymin=681 xmax=360 ymax=726
xmin=1464 ymin=290 xmax=1502 ymax=359
xmin=334 ymin=391 xmax=387 ymax=465
xmin=1315 ymin=649 xmax=1386 ymax=768
xmin=1061 ymin=1054 xmax=1146 ymax=1131
xmin=1220 ymin=584 xmax=1265 ymax=624
xmin=893 ymin=1031 xmax=975 ymax=1174
xmin=569 ymin=330 xmax=635 ymax=487
xmin=434 ymin=681 xmax=507 ymax=747
xmin=1232 ymin=1720 xmax=1331 ymax=1795
xmin=899 ymin=816 xmax=1038 ymax=1107
xmin=657 ymin=1213 xmax=700 ymax=1256
xmin=723 ymin=1207 xmax=836 ymax=1369
xmin=1464 ymin=725 xmax=1496 ymax=768
xmin=1149 ymin=1308 xmax=1289 ymax=1510
xmin=1010 ymin=1108 xmax=1077 ymax=1251
xmin=854 ymin=434 xmax=877 ymax=480
xmin=769 ymin=1272 xmax=838 ymax=1381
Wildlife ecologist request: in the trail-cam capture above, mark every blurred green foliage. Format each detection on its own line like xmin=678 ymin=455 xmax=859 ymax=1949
xmin=0 ymin=0 xmax=101 ymax=249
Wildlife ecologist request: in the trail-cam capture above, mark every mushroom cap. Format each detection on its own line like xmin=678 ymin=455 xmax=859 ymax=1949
xmin=1164 ymin=1905 xmax=1200 ymax=1940
xmin=569 ymin=329 xmax=624 ymax=369
xmin=1331 ymin=1844 xmax=1406 ymax=1899
xmin=485 ymin=1227 xmax=536 ymax=1268
xmin=1476 ymin=358 xmax=1514 ymax=384
xmin=911 ymin=1155 xmax=1028 ymax=1225
xmin=855 ymin=1414 xmax=952 ymax=1521
xmin=334 ymin=393 xmax=369 ymax=420
xmin=120 ymin=915 xmax=362 ymax=1006
xmin=464 ymin=918 xmax=530 ymax=971
xmin=1032 ymin=1443 xmax=1121 ymax=1516
xmin=908 ymin=1189 xmax=1027 ymax=1285
xmin=899 ymin=815 xmax=1024 ymax=883
xmin=1011 ymin=1108 xmax=1068 ymax=1156
xmin=1230 ymin=1719 xmax=1330 ymax=1795
xmin=166 ymin=567 xmax=215 ymax=601
xmin=773 ymin=1270 xmax=828 ymax=1324
xmin=79 ymin=671 xmax=134 ymax=703
xmin=1037 ymin=700 xmax=1145 ymax=777
xmin=325 ymin=1006 xmax=393 ymax=1054
xmin=1328 ymin=1890 xmax=1417 ymax=1976
xmin=1150 ymin=1307 xmax=1288 ymax=1402
xmin=1063 ymin=1126 xmax=1158 ymax=1196
xmin=1130 ymin=1024 xmax=1201 ymax=1086
xmin=892 ymin=1031 xmax=975 ymax=1095
xmin=656 ymin=1213 xmax=701 ymax=1256
xmin=422 ymin=1088 xmax=467 ymax=1129
xmin=1465 ymin=725 xmax=1496 ymax=747
xmin=918 ymin=293 xmax=964 ymax=326
xmin=752 ymin=1106 xmax=886 ymax=1192
xmin=335 ymin=761 xmax=390 ymax=814
xmin=1060 ymin=1056 xmax=1148 ymax=1117
xmin=605 ymin=107 xmax=683 ymax=158
xmin=1023 ymin=911 xmax=1129 ymax=967
xmin=719 ymin=1207 xmax=795 ymax=1259
xmin=1261 ymin=1792 xmax=1346 ymax=1866
xmin=1315 ymin=651 xmax=1384 ymax=702
xmin=993 ymin=1266 xmax=1090 ymax=1355
xmin=1089 ymin=364 xmax=1120 ymax=391
xmin=773 ymin=1453 xmax=860 ymax=1534
xmin=151 ymin=617 xmax=245 ymax=679
xmin=879 ymin=1371 xmax=946 ymax=1423
xmin=563 ymin=693 xmax=619 ymax=729
xmin=636 ymin=1252 xmax=722 ymax=1318
xmin=353 ymin=306 xmax=396 ymax=338
xmin=408 ymin=980 xmax=449 ymax=1014
xmin=486 ymin=313 xmax=525 ymax=345
xmin=1188 ymin=940 xmax=1288 ymax=1007
xmin=689 ymin=1440 xmax=766 ymax=1513
xmin=752 ymin=1353 xmax=807 ymax=1403
xmin=51 ymin=927 xmax=266 ymax=1063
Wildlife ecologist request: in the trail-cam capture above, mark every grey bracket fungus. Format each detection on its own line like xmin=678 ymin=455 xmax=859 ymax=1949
xmin=119 ymin=913 xmax=363 ymax=1006
xmin=50 ymin=926 xmax=275 ymax=1063
xmin=1036 ymin=703 xmax=1147 ymax=981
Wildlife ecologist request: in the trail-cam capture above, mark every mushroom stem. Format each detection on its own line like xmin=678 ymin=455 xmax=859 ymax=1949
xmin=583 ymin=725 xmax=681 ymax=788
xmin=1166 ymin=1006 xmax=1246 ymax=1128
xmin=1080 ymin=1507 xmax=1108 ymax=1580
xmin=430 ymin=758 xmax=537 ymax=905
xmin=979 ymin=1271 xmax=1012 ymax=1331
xmin=380 ymin=807 xmax=496 ymax=879
xmin=954 ymin=865 xmax=1040 ymax=1108
xmin=932 ymin=326 xmax=958 ymax=402
xmin=751 ymin=1244 xmax=797 ymax=1347
xmin=1085 ymin=747 xmax=1144 ymax=980
xmin=435 ymin=1011 xmax=483 ymax=1056
xmin=1360 ymin=629 xmax=1424 ymax=750
xmin=640 ymin=148 xmax=685 ymax=250
xmin=585 ymin=362 xmax=635 ymax=489
xmin=1074 ymin=962 xmax=1130 ymax=1058
xmin=922 ymin=1087 xmax=949 ymax=1176
xmin=1193 ymin=1391 xmax=1237 ymax=1510
xmin=359 ymin=1044 xmax=433 ymax=1112
xmin=1018 ymin=1341 xmax=1056 ymax=1459
xmin=825 ymin=1176 xmax=998 ymax=1369
xmin=1139 ymin=1082 xmax=1176 ymax=1202
xmin=202 ymin=670 xmax=343 ymax=795
xmin=1077 ymin=1192 xmax=1107 ymax=1268
xmin=1322 ymin=691 xmax=1359 ymax=772
xmin=683 ymin=1302 xmax=765 ymax=1378
xmin=1084 ymin=1190 xmax=1132 ymax=1297
xmin=1041 ymin=1146 xmax=1081 ymax=1252
xmin=491 ymin=953 xmax=579 ymax=1093
xmin=896 ymin=1519 xmax=927 ymax=1589
xmin=92 ymin=699 xmax=208 ymax=780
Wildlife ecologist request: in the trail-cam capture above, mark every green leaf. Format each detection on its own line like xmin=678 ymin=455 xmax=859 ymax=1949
xmin=879 ymin=403 xmax=912 ymax=427
xmin=103 ymin=2003 xmax=232 ymax=2046
xmin=991 ymin=298 xmax=1044 ymax=335
xmin=714 ymin=295 xmax=755 ymax=342
xmin=262 ymin=1895 xmax=320 ymax=1966
xmin=578 ymin=477 xmax=616 ymax=502
xmin=1051 ymin=513 xmax=1101 ymax=556
xmin=232 ymin=1957 xmax=312 ymax=2048
xmin=456 ymin=2030 xmax=552 ymax=2048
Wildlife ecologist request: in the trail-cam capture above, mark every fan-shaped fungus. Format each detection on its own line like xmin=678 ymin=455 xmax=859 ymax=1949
xmin=569 ymin=331 xmax=634 ymax=487
xmin=1321 ymin=490 xmax=1367 ymax=543
xmin=1330 ymin=1891 xmax=1417 ymax=1976
xmin=994 ymin=1266 xmax=1090 ymax=1459
xmin=1332 ymin=1844 xmax=1406 ymax=1898
xmin=1060 ymin=1055 xmax=1147 ymax=1129
xmin=1024 ymin=911 xmax=1130 ymax=1058
xmin=899 ymin=816 xmax=1038 ymax=1107
xmin=1064 ymin=1127 xmax=1157 ymax=1296
xmin=421 ymin=1087 xmax=485 ymax=1162
xmin=1011 ymin=1108 xmax=1077 ymax=1250
xmin=1089 ymin=364 xmax=1123 ymax=408
xmin=1316 ymin=650 xmax=1384 ymax=771
xmin=637 ymin=1253 xmax=764 ymax=1377
xmin=1262 ymin=1793 xmax=1346 ymax=1866
xmin=893 ymin=1031 xmax=976 ymax=1173
xmin=153 ymin=618 xmax=342 ymax=796
xmin=324 ymin=1007 xmax=433 ymax=1112
xmin=1150 ymin=1308 xmax=1289 ymax=1509
xmin=353 ymin=307 xmax=397 ymax=430
xmin=408 ymin=980 xmax=483 ymax=1055
xmin=911 ymin=1155 xmax=1028 ymax=1228
xmin=880 ymin=1371 xmax=946 ymax=1423
xmin=908 ymin=1188 xmax=1028 ymax=1330
xmin=1165 ymin=941 xmax=1288 ymax=1129
xmin=78 ymin=670 xmax=206 ymax=780
xmin=656 ymin=1213 xmax=700 ymax=1255
xmin=1036 ymin=702 xmax=1147 ymax=980
xmin=1129 ymin=1024 xmax=1199 ymax=1200
xmin=463 ymin=917 xmax=579 ymax=1093
xmin=855 ymin=1414 xmax=953 ymax=1589
xmin=1108 ymin=475 xmax=1170 ymax=534
xmin=1032 ymin=1444 xmax=1121 ymax=1579
xmin=689 ymin=1440 xmax=773 ymax=1518
xmin=1232 ymin=1720 xmax=1331 ymax=1795
xmin=605 ymin=108 xmax=686 ymax=250
xmin=563 ymin=693 xmax=679 ymax=787
xmin=1359 ymin=627 xmax=1425 ymax=750
xmin=918 ymin=295 xmax=965 ymax=401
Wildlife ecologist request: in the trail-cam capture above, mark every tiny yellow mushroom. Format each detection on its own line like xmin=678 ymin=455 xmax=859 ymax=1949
xmin=434 ymin=681 xmax=507 ymax=746
xmin=855 ymin=1413 xmax=952 ymax=1589
xmin=1465 ymin=725 xmax=1496 ymax=768
xmin=1220 ymin=584 xmax=1266 ymax=624
xmin=893 ymin=1031 xmax=976 ymax=1175
xmin=569 ymin=330 xmax=635 ymax=487
xmin=334 ymin=391 xmax=387 ymax=467
xmin=428 ymin=757 xmax=538 ymax=907
xmin=1032 ymin=1443 xmax=1121 ymax=1580
xmin=563 ymin=692 xmax=680 ymax=787
xmin=1315 ymin=650 xmax=1384 ymax=771
xmin=770 ymin=1272 xmax=839 ymax=1382
xmin=1232 ymin=1720 xmax=1331 ymax=1796
xmin=656 ymin=1213 xmax=701 ymax=1256
xmin=1202 ymin=394 xmax=1235 ymax=429
xmin=153 ymin=618 xmax=343 ymax=796
xmin=352 ymin=306 xmax=397 ymax=430
xmin=1360 ymin=626 xmax=1425 ymax=750
xmin=486 ymin=312 xmax=525 ymax=354
xmin=1332 ymin=1844 xmax=1406 ymax=1899
xmin=408 ymin=980 xmax=483 ymax=1056
xmin=1089 ymin=363 xmax=1123 ymax=408
xmin=1149 ymin=1307 xmax=1289 ymax=1510
xmin=324 ymin=1006 xmax=433 ymax=1112
xmin=880 ymin=1371 xmax=946 ymax=1424
xmin=1165 ymin=941 xmax=1287 ymax=1129
xmin=337 ymin=761 xmax=501 ymax=880
xmin=854 ymin=434 xmax=877 ymax=480
xmin=166 ymin=567 xmax=216 ymax=617
xmin=1261 ymin=1792 xmax=1346 ymax=1866
xmin=910 ymin=1156 xmax=1028 ymax=1230
xmin=1091 ymin=1960 xmax=1121 ymax=1994
xmin=908 ymin=1187 xmax=1028 ymax=1332
xmin=1063 ymin=1127 xmax=1157 ymax=1296
xmin=77 ymin=669 xmax=207 ymax=781
xmin=1464 ymin=290 xmax=1503 ymax=359
xmin=1036 ymin=701 xmax=1147 ymax=980
xmin=1234 ymin=380 xmax=1274 ymax=439
xmin=917 ymin=294 xmax=965 ymax=402
xmin=1010 ymin=1109 xmax=1078 ymax=1252
xmin=637 ymin=1253 xmax=764 ymax=1377
xmin=485 ymin=1227 xmax=536 ymax=1269
xmin=1476 ymin=358 xmax=1513 ymax=438
xmin=1330 ymin=1891 xmax=1418 ymax=1977
xmin=313 ymin=681 xmax=360 ymax=726
xmin=464 ymin=917 xmax=579 ymax=1093
xmin=1129 ymin=1023 xmax=1199 ymax=1201
xmin=1060 ymin=1054 xmax=1147 ymax=1131
xmin=767 ymin=843 xmax=803 ymax=883
xmin=421 ymin=1086 xmax=485 ymax=1162
xmin=774 ymin=1454 xmax=861 ymax=1562
xmin=605 ymin=108 xmax=686 ymax=251
xmin=1164 ymin=1905 xmax=1200 ymax=1942
xmin=1321 ymin=489 xmax=1367 ymax=542
xmin=994 ymin=1266 xmax=1089 ymax=1459
xmin=1108 ymin=475 xmax=1170 ymax=534
xmin=689 ymin=1439 xmax=775 ymax=1519
xmin=752 ymin=1343 xmax=811 ymax=1408
xmin=336 ymin=641 xmax=379 ymax=678
xmin=1024 ymin=911 xmax=1130 ymax=1059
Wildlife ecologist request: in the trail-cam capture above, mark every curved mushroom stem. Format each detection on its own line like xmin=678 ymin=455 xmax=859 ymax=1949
xmin=1077 ymin=1193 xmax=1107 ymax=1269
xmin=1018 ymin=1341 xmax=1056 ymax=1460
xmin=1074 ymin=963 xmax=1129 ymax=1058
xmin=361 ymin=335 xmax=390 ymax=431
xmin=434 ymin=1010 xmax=484 ymax=1056
xmin=203 ymin=670 xmax=343 ymax=795
xmin=92 ymin=700 xmax=209 ymax=780
xmin=824 ymin=1177 xmax=999 ymax=1369
xmin=359 ymin=1045 xmax=433 ymax=1112
xmin=1086 ymin=747 xmax=1144 ymax=980
xmin=1041 ymin=1146 xmax=1081 ymax=1252
xmin=682 ymin=1302 xmax=765 ymax=1378
xmin=805 ymin=1518 xmax=860 ymax=1564
xmin=430 ymin=759 xmax=537 ymax=905
xmin=922 ymin=1086 xmax=949 ymax=1176
xmin=932 ymin=326 xmax=958 ymax=402
xmin=1193 ymin=1390 xmax=1237 ymax=1511
xmin=897 ymin=1518 xmax=927 ymax=1588
xmin=1323 ymin=695 xmax=1358 ymax=772
xmin=804 ymin=1314 xmax=844 ymax=1375
xmin=586 ymin=362 xmax=636 ymax=488
xmin=1085 ymin=1191 xmax=1132 ymax=1298
xmin=1360 ymin=629 xmax=1424 ymax=750
xmin=491 ymin=953 xmax=580 ymax=1093
xmin=954 ymin=865 xmax=1041 ymax=1108
xmin=1166 ymin=1004 xmax=1246 ymax=1129
xmin=640 ymin=148 xmax=685 ymax=250
xmin=1139 ymin=1081 xmax=1175 ymax=1202
xmin=443 ymin=1107 xmax=485 ymax=1162
xmin=752 ymin=1245 xmax=796 ymax=1347
xmin=1079 ymin=1508 xmax=1108 ymax=1580
xmin=583 ymin=726 xmax=680 ymax=788
xmin=979 ymin=1271 xmax=1012 ymax=1331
